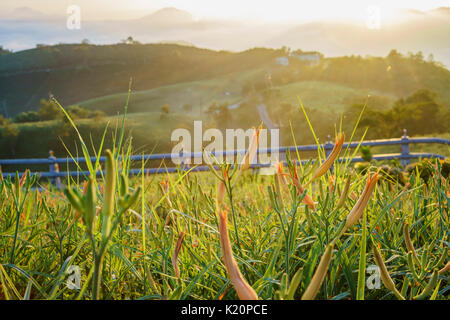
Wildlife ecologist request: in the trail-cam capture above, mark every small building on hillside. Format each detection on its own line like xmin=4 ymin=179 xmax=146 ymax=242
xmin=290 ymin=51 xmax=321 ymax=65
xmin=275 ymin=51 xmax=322 ymax=67
xmin=275 ymin=56 xmax=289 ymax=66
xmin=291 ymin=51 xmax=321 ymax=65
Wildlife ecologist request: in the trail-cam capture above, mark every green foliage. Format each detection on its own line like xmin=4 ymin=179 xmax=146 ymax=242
xmin=360 ymin=146 xmax=373 ymax=162
xmin=14 ymin=101 xmax=104 ymax=123
xmin=0 ymin=123 xmax=19 ymax=155
xmin=38 ymin=99 xmax=62 ymax=121
xmin=0 ymin=46 xmax=12 ymax=56
xmin=14 ymin=111 xmax=40 ymax=123
xmin=0 ymin=155 xmax=447 ymax=300
xmin=0 ymin=114 xmax=10 ymax=126
xmin=206 ymin=101 xmax=232 ymax=128
xmin=406 ymin=158 xmax=450 ymax=183
xmin=160 ymin=104 xmax=171 ymax=114
xmin=345 ymin=89 xmax=450 ymax=139
xmin=0 ymin=101 xmax=448 ymax=300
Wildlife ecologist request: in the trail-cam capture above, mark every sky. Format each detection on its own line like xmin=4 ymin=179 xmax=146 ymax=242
xmin=1 ymin=0 xmax=449 ymax=21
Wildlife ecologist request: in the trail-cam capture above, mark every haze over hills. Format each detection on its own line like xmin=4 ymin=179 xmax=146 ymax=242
xmin=0 ymin=6 xmax=449 ymax=66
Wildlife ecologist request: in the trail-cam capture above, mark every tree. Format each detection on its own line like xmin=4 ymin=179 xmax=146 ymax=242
xmin=1 ymin=123 xmax=19 ymax=155
xmin=122 ymin=36 xmax=140 ymax=45
xmin=182 ymin=104 xmax=192 ymax=112
xmin=206 ymin=101 xmax=231 ymax=127
xmin=37 ymin=99 xmax=62 ymax=121
xmin=67 ymin=105 xmax=92 ymax=119
xmin=14 ymin=111 xmax=40 ymax=123
xmin=0 ymin=46 xmax=12 ymax=56
xmin=0 ymin=114 xmax=9 ymax=126
xmin=344 ymin=88 xmax=448 ymax=138
xmin=360 ymin=146 xmax=373 ymax=162
xmin=161 ymin=104 xmax=171 ymax=114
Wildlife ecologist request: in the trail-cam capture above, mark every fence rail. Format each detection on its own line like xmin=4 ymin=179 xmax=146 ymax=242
xmin=1 ymin=130 xmax=448 ymax=181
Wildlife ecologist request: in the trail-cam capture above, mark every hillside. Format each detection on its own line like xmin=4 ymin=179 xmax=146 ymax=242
xmin=78 ymin=68 xmax=265 ymax=115
xmin=0 ymin=44 xmax=280 ymax=116
xmin=78 ymin=77 xmax=391 ymax=116
xmin=2 ymin=43 xmax=449 ymax=119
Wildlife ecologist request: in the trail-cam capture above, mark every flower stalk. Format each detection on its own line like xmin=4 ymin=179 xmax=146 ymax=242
xmin=64 ymin=149 xmax=141 ymax=299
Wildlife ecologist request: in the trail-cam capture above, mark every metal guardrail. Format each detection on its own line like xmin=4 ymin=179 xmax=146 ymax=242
xmin=0 ymin=129 xmax=448 ymax=181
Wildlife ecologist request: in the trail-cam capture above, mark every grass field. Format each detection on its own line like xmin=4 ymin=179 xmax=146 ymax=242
xmin=77 ymin=70 xmax=395 ymax=116
xmin=78 ymin=69 xmax=266 ymax=115
xmin=0 ymin=109 xmax=448 ymax=300
xmin=275 ymin=81 xmax=395 ymax=112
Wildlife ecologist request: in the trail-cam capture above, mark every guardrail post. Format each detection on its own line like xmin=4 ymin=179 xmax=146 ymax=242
xmin=48 ymin=150 xmax=57 ymax=185
xmin=400 ymin=129 xmax=410 ymax=168
xmin=54 ymin=163 xmax=62 ymax=189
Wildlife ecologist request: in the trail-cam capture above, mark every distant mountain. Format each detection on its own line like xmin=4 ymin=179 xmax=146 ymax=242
xmin=429 ymin=7 xmax=450 ymax=15
xmin=4 ymin=6 xmax=60 ymax=21
xmin=137 ymin=7 xmax=194 ymax=27
xmin=0 ymin=6 xmax=449 ymax=67
xmin=157 ymin=40 xmax=194 ymax=46
xmin=11 ymin=7 xmax=44 ymax=19
xmin=262 ymin=9 xmax=450 ymax=65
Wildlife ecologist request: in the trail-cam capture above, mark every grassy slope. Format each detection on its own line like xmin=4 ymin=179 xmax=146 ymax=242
xmin=275 ymin=81 xmax=395 ymax=112
xmin=78 ymin=68 xmax=266 ymax=114
xmin=78 ymin=75 xmax=392 ymax=116
xmin=0 ymin=44 xmax=280 ymax=116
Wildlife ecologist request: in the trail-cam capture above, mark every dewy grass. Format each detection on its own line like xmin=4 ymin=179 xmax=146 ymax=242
xmin=0 ymin=97 xmax=448 ymax=300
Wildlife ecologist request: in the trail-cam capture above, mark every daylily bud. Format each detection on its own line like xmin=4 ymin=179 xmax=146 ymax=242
xmin=83 ymin=177 xmax=98 ymax=232
xmin=414 ymin=269 xmax=439 ymax=300
xmin=172 ymin=232 xmax=185 ymax=278
xmin=310 ymin=133 xmax=345 ymax=182
xmin=372 ymin=244 xmax=405 ymax=300
xmin=274 ymin=161 xmax=288 ymax=192
xmin=119 ymin=173 xmax=129 ymax=197
xmin=217 ymin=169 xmax=227 ymax=206
xmin=438 ymin=261 xmax=449 ymax=275
xmin=103 ymin=149 xmax=116 ymax=218
xmin=289 ymin=166 xmax=315 ymax=210
xmin=160 ymin=179 xmax=172 ymax=208
xmin=301 ymin=243 xmax=334 ymax=300
xmin=64 ymin=187 xmax=84 ymax=214
xmin=403 ymin=222 xmax=419 ymax=263
xmin=218 ymin=210 xmax=258 ymax=300
xmin=120 ymin=186 xmax=142 ymax=212
xmin=345 ymin=172 xmax=379 ymax=230
xmin=336 ymin=175 xmax=351 ymax=209
xmin=64 ymin=177 xmax=97 ymax=234
xmin=241 ymin=126 xmax=261 ymax=171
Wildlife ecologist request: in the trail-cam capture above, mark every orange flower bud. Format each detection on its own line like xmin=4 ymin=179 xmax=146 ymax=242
xmin=172 ymin=232 xmax=185 ymax=278
xmin=310 ymin=133 xmax=345 ymax=182
xmin=289 ymin=166 xmax=315 ymax=210
xmin=345 ymin=172 xmax=379 ymax=230
xmin=218 ymin=210 xmax=258 ymax=300
xmin=241 ymin=126 xmax=262 ymax=171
